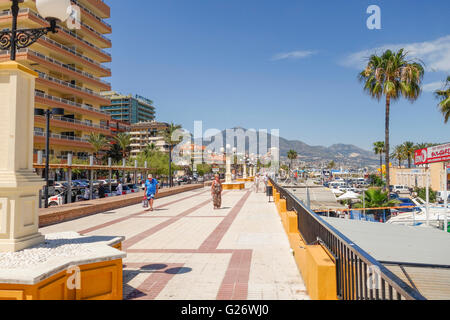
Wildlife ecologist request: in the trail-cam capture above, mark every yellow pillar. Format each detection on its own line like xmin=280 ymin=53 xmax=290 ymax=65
xmin=0 ymin=62 xmax=45 ymax=252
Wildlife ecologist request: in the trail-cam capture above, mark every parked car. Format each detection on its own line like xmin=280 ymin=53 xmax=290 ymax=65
xmin=390 ymin=185 xmax=410 ymax=195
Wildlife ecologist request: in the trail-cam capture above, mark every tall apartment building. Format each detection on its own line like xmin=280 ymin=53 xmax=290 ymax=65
xmin=101 ymin=91 xmax=155 ymax=124
xmin=130 ymin=121 xmax=169 ymax=157
xmin=0 ymin=0 xmax=112 ymax=161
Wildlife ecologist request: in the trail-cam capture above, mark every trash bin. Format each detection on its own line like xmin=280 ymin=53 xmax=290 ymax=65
xmin=266 ymin=186 xmax=273 ymax=197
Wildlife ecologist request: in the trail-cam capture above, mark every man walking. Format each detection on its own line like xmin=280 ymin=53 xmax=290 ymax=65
xmin=144 ymin=174 xmax=159 ymax=212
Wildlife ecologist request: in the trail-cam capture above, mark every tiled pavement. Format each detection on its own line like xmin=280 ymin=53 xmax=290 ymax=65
xmin=40 ymin=185 xmax=309 ymax=300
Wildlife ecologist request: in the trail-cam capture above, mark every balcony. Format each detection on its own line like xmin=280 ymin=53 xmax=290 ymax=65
xmin=0 ymin=8 xmax=112 ymax=63
xmin=9 ymin=48 xmax=111 ymax=90
xmin=33 ymin=130 xmax=92 ymax=149
xmin=35 ymin=91 xmax=111 ymax=118
xmin=37 ymin=35 xmax=111 ymax=76
xmin=71 ymin=0 xmax=112 ymax=34
xmin=35 ymin=115 xmax=110 ymax=135
xmin=35 ymin=71 xmax=110 ymax=105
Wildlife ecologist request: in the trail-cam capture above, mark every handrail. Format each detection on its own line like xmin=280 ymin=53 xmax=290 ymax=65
xmin=34 ymin=130 xmax=90 ymax=143
xmin=1 ymin=8 xmax=112 ymax=59
xmin=35 ymin=91 xmax=110 ymax=116
xmin=19 ymin=48 xmax=110 ymax=85
xmin=269 ymin=178 xmax=426 ymax=300
xmin=35 ymin=115 xmax=109 ymax=131
xmin=35 ymin=70 xmax=108 ymax=100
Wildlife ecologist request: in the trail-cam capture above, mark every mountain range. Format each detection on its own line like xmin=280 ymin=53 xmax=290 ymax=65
xmin=202 ymin=127 xmax=378 ymax=166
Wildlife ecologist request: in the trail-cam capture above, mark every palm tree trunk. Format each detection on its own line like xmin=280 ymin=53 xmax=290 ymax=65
xmin=408 ymin=155 xmax=412 ymax=168
xmin=385 ymin=95 xmax=391 ymax=193
xmin=379 ymin=153 xmax=383 ymax=177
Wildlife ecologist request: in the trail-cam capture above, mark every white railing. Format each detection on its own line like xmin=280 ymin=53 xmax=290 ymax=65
xmin=34 ymin=130 xmax=90 ymax=143
xmin=35 ymin=91 xmax=110 ymax=116
xmin=21 ymin=49 xmax=110 ymax=86
xmin=36 ymin=114 xmax=109 ymax=131
xmin=35 ymin=71 xmax=107 ymax=100
xmin=2 ymin=8 xmax=112 ymax=59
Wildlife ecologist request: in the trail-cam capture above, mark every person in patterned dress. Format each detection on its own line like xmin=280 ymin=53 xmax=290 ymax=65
xmin=211 ymin=174 xmax=223 ymax=209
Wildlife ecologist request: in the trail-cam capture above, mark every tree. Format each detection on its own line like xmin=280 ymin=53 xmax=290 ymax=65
xmin=163 ymin=123 xmax=182 ymax=187
xmin=327 ymin=160 xmax=336 ymax=169
xmin=355 ymin=188 xmax=399 ymax=212
xmin=373 ymin=141 xmax=385 ymax=176
xmin=360 ymin=49 xmax=424 ymax=192
xmin=402 ymin=141 xmax=416 ymax=168
xmin=88 ymin=133 xmax=108 ymax=164
xmin=287 ymin=150 xmax=298 ymax=171
xmin=114 ymin=133 xmax=131 ymax=161
xmin=143 ymin=143 xmax=157 ymax=158
xmin=391 ymin=144 xmax=406 ymax=167
xmin=435 ymin=76 xmax=450 ymax=123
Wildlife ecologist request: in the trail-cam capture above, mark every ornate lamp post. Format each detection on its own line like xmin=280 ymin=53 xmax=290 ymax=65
xmin=0 ymin=0 xmax=71 ymax=60
xmin=35 ymin=108 xmax=65 ymax=208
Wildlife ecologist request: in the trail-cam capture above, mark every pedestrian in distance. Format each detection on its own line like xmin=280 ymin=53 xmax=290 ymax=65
xmin=116 ymin=180 xmax=123 ymax=196
xmin=254 ymin=174 xmax=260 ymax=193
xmin=211 ymin=174 xmax=223 ymax=210
xmin=98 ymin=181 xmax=106 ymax=199
xmin=144 ymin=174 xmax=159 ymax=212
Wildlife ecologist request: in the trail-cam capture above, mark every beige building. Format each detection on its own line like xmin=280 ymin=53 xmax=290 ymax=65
xmin=130 ymin=121 xmax=169 ymax=156
xmin=390 ymin=162 xmax=450 ymax=192
xmin=0 ymin=0 xmax=112 ymax=161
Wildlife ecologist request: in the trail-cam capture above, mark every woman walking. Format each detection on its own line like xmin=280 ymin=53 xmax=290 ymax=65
xmin=211 ymin=174 xmax=223 ymax=210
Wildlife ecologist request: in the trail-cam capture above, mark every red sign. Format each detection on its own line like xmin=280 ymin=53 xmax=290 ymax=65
xmin=415 ymin=143 xmax=450 ymax=165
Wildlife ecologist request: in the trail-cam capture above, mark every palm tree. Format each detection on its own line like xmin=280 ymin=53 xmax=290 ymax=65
xmin=391 ymin=144 xmax=406 ymax=167
xmin=355 ymin=188 xmax=400 ymax=208
xmin=143 ymin=143 xmax=157 ymax=158
xmin=287 ymin=149 xmax=298 ymax=171
xmin=360 ymin=49 xmax=424 ymax=191
xmin=435 ymin=76 xmax=450 ymax=123
xmin=402 ymin=141 xmax=416 ymax=168
xmin=373 ymin=141 xmax=385 ymax=176
xmin=88 ymin=133 xmax=108 ymax=164
xmin=163 ymin=123 xmax=182 ymax=187
xmin=114 ymin=132 xmax=131 ymax=161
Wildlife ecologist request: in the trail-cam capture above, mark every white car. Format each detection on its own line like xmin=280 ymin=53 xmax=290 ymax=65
xmin=391 ymin=185 xmax=410 ymax=195
xmin=48 ymin=193 xmax=64 ymax=207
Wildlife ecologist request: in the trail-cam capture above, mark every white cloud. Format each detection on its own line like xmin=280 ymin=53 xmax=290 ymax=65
xmin=423 ymin=81 xmax=446 ymax=92
xmin=341 ymin=35 xmax=450 ymax=72
xmin=272 ymin=50 xmax=316 ymax=61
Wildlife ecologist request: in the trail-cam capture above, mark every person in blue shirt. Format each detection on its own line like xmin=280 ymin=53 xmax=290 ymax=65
xmin=144 ymin=174 xmax=159 ymax=211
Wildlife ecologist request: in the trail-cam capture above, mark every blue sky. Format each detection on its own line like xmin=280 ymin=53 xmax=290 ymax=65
xmin=106 ymin=0 xmax=449 ymax=151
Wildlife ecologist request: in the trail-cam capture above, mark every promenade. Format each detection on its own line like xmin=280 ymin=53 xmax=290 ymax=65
xmin=40 ymin=185 xmax=309 ymax=300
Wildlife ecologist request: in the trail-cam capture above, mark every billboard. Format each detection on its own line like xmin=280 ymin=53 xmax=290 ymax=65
xmin=415 ymin=143 xmax=450 ymax=165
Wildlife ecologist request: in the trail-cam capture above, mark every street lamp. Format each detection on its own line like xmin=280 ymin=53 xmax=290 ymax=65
xmin=0 ymin=0 xmax=71 ymax=60
xmin=35 ymin=107 xmax=65 ymax=208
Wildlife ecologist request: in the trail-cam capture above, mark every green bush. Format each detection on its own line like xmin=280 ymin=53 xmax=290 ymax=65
xmin=414 ymin=187 xmax=437 ymax=203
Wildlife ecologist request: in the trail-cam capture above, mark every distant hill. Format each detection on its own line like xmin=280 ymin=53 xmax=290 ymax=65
xmin=203 ymin=127 xmax=378 ymax=166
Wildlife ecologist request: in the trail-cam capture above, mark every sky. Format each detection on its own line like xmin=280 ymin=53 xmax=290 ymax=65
xmin=106 ymin=0 xmax=450 ymax=151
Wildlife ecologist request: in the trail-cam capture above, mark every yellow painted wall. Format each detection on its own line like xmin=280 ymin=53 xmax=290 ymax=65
xmin=0 ymin=259 xmax=123 ymax=300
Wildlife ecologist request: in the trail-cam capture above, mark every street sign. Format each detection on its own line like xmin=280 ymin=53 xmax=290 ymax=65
xmin=415 ymin=143 xmax=450 ymax=165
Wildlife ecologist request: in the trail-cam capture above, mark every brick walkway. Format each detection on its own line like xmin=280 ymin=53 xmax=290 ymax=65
xmin=40 ymin=185 xmax=309 ymax=300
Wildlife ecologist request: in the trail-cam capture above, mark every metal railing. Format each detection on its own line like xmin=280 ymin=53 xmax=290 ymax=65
xmin=35 ymin=71 xmax=108 ymax=100
xmin=20 ymin=49 xmax=110 ymax=85
xmin=35 ymin=91 xmax=110 ymax=116
xmin=34 ymin=130 xmax=90 ymax=143
xmin=2 ymin=8 xmax=112 ymax=59
xmin=35 ymin=114 xmax=109 ymax=131
xmin=269 ymin=178 xmax=426 ymax=300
